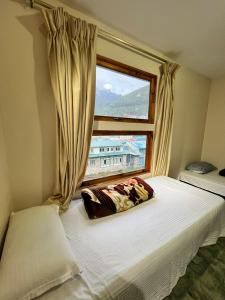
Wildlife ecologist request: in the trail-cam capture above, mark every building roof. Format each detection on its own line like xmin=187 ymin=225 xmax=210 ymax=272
xmin=133 ymin=141 xmax=146 ymax=150
xmin=89 ymin=139 xmax=146 ymax=158
xmin=90 ymin=139 xmax=123 ymax=148
xmin=89 ymin=150 xmax=139 ymax=158
xmin=123 ymin=142 xmax=142 ymax=155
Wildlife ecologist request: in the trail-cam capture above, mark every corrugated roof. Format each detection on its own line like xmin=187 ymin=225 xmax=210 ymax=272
xmin=90 ymin=139 xmax=123 ymax=148
xmin=89 ymin=151 xmax=139 ymax=158
xmin=123 ymin=142 xmax=141 ymax=156
xmin=133 ymin=141 xmax=146 ymax=149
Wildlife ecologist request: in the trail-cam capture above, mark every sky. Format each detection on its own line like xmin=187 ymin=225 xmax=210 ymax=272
xmin=96 ymin=66 xmax=149 ymax=95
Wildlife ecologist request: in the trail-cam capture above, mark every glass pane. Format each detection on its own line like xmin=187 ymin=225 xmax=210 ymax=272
xmin=84 ymin=135 xmax=147 ymax=181
xmin=95 ymin=66 xmax=150 ymax=120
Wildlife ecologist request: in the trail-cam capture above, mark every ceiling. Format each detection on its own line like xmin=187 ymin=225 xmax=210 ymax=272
xmin=62 ymin=0 xmax=225 ymax=79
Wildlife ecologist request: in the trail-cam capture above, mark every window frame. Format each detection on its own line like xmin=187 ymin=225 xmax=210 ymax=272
xmin=95 ymin=55 xmax=157 ymax=124
xmin=82 ymin=130 xmax=153 ymax=186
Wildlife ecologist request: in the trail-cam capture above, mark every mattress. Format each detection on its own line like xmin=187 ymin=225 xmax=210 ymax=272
xmin=39 ymin=176 xmax=225 ymax=300
xmin=179 ymin=170 xmax=225 ymax=197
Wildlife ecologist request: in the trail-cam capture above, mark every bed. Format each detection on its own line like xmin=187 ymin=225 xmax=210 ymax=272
xmin=179 ymin=170 xmax=225 ymax=198
xmin=38 ymin=176 xmax=225 ymax=300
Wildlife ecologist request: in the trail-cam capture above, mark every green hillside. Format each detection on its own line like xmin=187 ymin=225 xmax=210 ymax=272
xmin=96 ymin=85 xmax=150 ymax=118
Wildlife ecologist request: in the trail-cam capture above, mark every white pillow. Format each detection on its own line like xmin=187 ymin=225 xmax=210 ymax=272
xmin=0 ymin=205 xmax=80 ymax=300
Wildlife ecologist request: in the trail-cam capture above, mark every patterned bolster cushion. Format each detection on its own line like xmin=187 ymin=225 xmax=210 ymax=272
xmin=81 ymin=177 xmax=154 ymax=219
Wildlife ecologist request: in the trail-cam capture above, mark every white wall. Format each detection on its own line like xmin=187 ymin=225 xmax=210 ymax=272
xmin=201 ymin=76 xmax=225 ymax=169
xmin=0 ymin=0 xmax=210 ymax=210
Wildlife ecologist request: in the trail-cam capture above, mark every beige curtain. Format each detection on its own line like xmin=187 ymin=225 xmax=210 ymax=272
xmin=42 ymin=8 xmax=98 ymax=212
xmin=151 ymin=62 xmax=179 ymax=176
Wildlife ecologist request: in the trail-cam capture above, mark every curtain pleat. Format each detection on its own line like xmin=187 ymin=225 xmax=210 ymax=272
xmin=151 ymin=63 xmax=179 ymax=176
xmin=42 ymin=8 xmax=98 ymax=212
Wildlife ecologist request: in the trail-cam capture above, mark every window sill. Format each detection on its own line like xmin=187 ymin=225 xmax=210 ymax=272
xmin=73 ymin=171 xmax=152 ymax=200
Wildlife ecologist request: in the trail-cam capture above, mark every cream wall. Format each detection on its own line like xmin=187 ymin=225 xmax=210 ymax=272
xmin=0 ymin=115 xmax=13 ymax=245
xmin=0 ymin=1 xmax=56 ymax=211
xmin=201 ymin=76 xmax=225 ymax=169
xmin=169 ymin=68 xmax=211 ymax=177
xmin=0 ymin=0 xmax=210 ymax=210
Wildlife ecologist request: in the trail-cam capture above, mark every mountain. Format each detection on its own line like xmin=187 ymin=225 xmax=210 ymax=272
xmin=95 ymin=85 xmax=150 ymax=118
xmin=95 ymin=89 xmax=120 ymax=106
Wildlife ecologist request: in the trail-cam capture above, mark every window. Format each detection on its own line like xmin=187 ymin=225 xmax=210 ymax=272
xmin=94 ymin=55 xmax=156 ymax=124
xmin=84 ymin=131 xmax=153 ymax=184
xmin=113 ymin=156 xmax=123 ymax=166
xmin=83 ymin=55 xmax=156 ymax=185
xmin=90 ymin=159 xmax=95 ymax=167
xmin=101 ymin=157 xmax=111 ymax=167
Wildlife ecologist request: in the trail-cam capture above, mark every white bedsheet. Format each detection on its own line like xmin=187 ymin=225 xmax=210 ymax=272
xmin=179 ymin=170 xmax=225 ymax=197
xmin=39 ymin=176 xmax=225 ymax=300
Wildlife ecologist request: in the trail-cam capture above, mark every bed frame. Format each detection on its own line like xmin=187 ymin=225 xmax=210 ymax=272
xmin=180 ymin=180 xmax=225 ymax=200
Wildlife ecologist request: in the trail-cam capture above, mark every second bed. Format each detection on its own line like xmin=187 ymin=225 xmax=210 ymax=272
xmin=179 ymin=170 xmax=225 ymax=198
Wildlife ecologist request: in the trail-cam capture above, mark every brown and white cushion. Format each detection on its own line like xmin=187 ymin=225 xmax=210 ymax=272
xmin=81 ymin=177 xmax=154 ymax=219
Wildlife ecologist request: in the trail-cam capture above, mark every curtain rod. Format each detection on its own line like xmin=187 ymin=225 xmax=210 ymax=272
xmin=29 ymin=0 xmax=168 ymax=64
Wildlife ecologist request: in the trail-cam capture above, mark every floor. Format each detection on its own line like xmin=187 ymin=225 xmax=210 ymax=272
xmin=165 ymin=237 xmax=225 ymax=300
